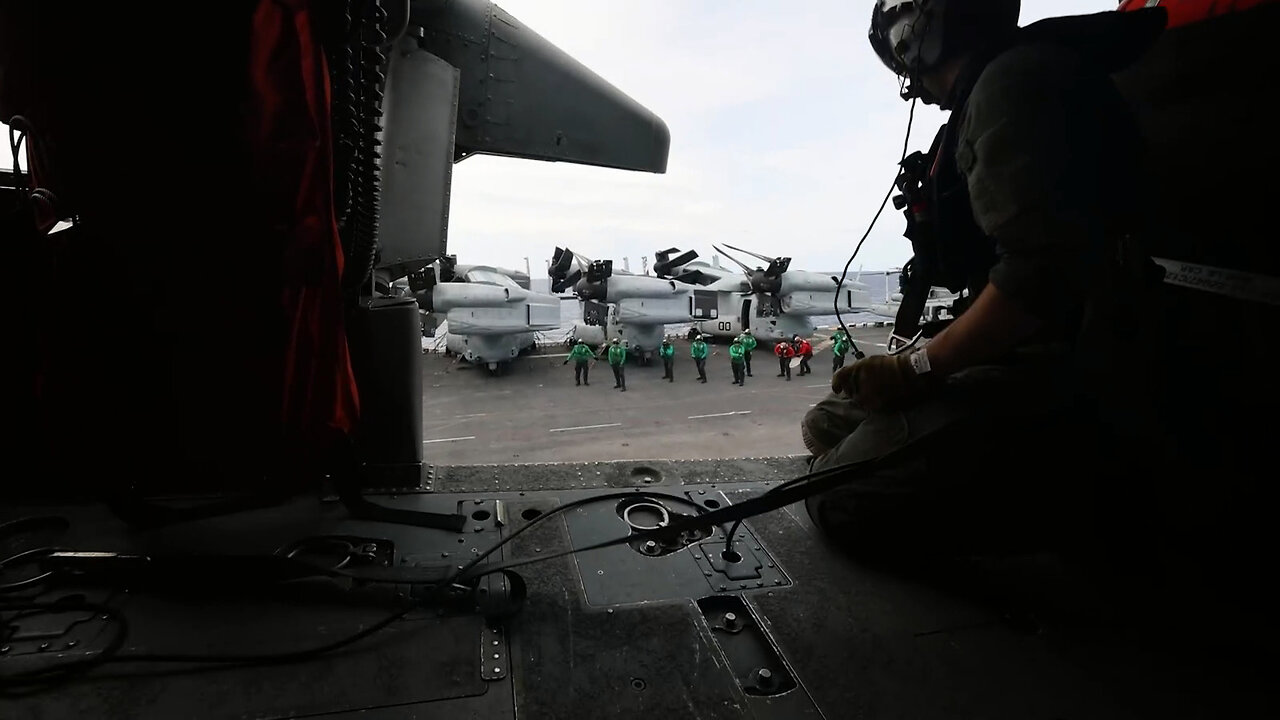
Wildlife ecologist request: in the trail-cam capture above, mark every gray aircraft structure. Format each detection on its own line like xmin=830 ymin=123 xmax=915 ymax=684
xmin=550 ymin=244 xmax=873 ymax=358
xmin=413 ymin=256 xmax=560 ymax=373
xmin=548 ymin=247 xmax=692 ymax=363
xmin=6 ymin=3 xmax=1273 ymax=719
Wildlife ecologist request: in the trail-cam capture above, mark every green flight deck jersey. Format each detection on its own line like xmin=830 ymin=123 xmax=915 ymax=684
xmin=568 ymin=343 xmax=594 ymax=362
xmin=690 ymin=340 xmax=708 ymax=359
xmin=607 ymin=344 xmax=628 ymax=366
xmin=739 ymin=333 xmax=757 ymax=352
xmin=728 ymin=343 xmax=745 ymax=363
xmin=659 ymin=344 xmax=675 ymax=360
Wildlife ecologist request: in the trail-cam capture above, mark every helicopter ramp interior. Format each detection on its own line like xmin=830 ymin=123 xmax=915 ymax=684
xmin=3 ymin=458 xmax=1268 ymax=719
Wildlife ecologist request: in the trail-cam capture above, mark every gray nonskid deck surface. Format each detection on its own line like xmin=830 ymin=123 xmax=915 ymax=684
xmin=432 ymin=456 xmax=811 ymax=493
xmin=420 ymin=327 xmax=888 ymax=466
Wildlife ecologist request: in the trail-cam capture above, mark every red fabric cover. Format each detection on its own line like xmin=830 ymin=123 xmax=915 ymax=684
xmin=1 ymin=1 xmax=359 ymax=493
xmin=248 ymin=0 xmax=359 ymax=448
xmin=1116 ymin=0 xmax=1278 ymax=26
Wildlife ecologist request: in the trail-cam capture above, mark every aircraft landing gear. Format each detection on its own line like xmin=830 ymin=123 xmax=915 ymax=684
xmin=486 ymin=361 xmax=509 ymax=377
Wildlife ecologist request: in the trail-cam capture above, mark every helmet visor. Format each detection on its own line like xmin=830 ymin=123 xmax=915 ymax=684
xmin=869 ymin=0 xmax=925 ymax=77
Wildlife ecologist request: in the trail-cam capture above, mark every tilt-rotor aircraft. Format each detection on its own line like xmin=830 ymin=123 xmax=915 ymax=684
xmin=548 ymin=246 xmax=689 ymax=364
xmin=655 ymin=244 xmax=873 ymax=341
xmin=414 ymin=255 xmax=560 ymax=374
xmin=4 ymin=2 xmax=1275 ymax=719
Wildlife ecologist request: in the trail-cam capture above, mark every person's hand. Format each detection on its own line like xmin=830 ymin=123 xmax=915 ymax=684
xmin=830 ymin=353 xmax=926 ymax=412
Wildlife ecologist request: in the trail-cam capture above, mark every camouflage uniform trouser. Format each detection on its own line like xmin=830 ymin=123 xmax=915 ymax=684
xmin=800 ymin=362 xmax=1082 ymax=559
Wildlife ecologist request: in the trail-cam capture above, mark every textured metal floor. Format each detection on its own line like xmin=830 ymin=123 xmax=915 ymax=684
xmin=3 ymin=458 xmax=1270 ymax=719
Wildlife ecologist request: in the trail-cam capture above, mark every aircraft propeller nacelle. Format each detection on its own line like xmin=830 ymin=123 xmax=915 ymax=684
xmin=567 ymin=258 xmax=611 ymax=301
xmin=653 ymin=248 xmax=698 ymax=278
xmin=748 ymin=267 xmax=782 ymax=296
xmin=548 ymin=247 xmax=584 ymax=294
xmin=432 ymin=282 xmax=530 ymax=311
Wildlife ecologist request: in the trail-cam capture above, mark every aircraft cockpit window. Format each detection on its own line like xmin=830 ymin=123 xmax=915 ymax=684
xmin=463 ymin=269 xmax=521 ymax=288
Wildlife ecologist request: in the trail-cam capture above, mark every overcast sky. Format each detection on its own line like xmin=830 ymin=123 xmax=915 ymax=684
xmin=448 ymin=0 xmax=1119 ymax=275
xmin=2 ymin=1 xmax=1118 ymax=275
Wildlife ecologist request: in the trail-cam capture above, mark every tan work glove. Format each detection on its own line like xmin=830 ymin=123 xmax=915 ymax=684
xmin=830 ymin=353 xmax=928 ymax=412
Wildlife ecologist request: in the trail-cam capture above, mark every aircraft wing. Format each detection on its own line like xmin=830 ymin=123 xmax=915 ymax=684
xmin=413 ymin=0 xmax=670 ymax=173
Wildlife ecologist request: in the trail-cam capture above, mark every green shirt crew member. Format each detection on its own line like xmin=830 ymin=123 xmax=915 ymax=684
xmin=728 ymin=340 xmax=747 ymax=386
xmin=831 ymin=330 xmax=851 ymax=372
xmin=565 ymin=340 xmax=595 ymax=386
xmin=607 ymin=338 xmax=628 ymax=391
xmin=659 ymin=339 xmax=676 ymax=382
xmin=690 ymin=335 xmax=709 ymax=383
xmin=738 ymin=330 xmax=757 ymax=376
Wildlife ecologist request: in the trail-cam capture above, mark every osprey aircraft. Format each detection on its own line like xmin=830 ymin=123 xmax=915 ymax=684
xmin=548 ymin=246 xmax=690 ymax=364
xmin=6 ymin=2 xmax=1272 ymax=718
xmin=654 ymin=244 xmax=874 ymax=342
xmin=867 ymin=268 xmax=960 ymax=324
xmin=414 ymin=255 xmax=561 ymax=374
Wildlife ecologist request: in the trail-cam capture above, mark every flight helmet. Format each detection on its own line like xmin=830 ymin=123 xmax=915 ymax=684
xmin=612 ymin=337 xmax=620 ymax=344
xmin=869 ymin=0 xmax=1020 ymax=102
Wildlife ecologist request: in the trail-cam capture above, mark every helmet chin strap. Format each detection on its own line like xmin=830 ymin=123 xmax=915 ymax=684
xmin=900 ymin=76 xmax=940 ymax=105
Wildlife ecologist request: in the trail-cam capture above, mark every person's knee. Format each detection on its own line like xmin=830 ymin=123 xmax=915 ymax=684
xmin=801 ymin=404 xmax=844 ymax=456
xmin=800 ymin=415 xmax=829 ymax=457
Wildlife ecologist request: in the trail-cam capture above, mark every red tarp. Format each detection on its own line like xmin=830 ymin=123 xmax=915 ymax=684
xmin=1117 ymin=0 xmax=1278 ymax=26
